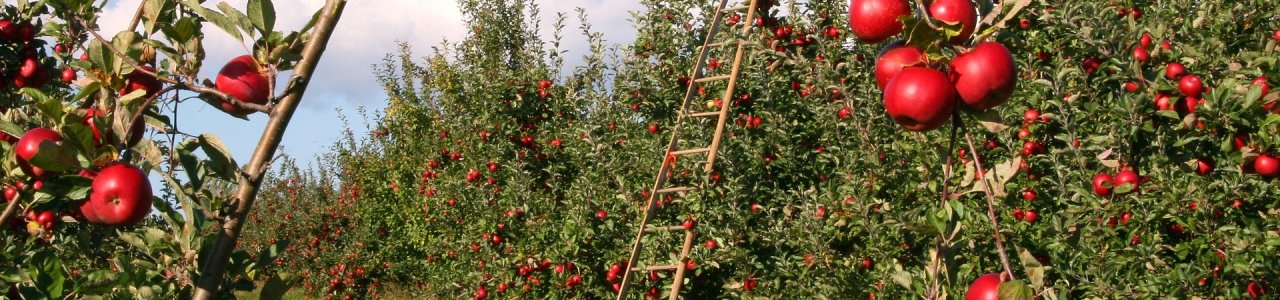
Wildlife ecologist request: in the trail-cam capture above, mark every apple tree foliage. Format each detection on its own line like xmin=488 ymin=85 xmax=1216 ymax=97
xmin=0 ymin=0 xmax=344 ymax=298
xmin=243 ymin=0 xmax=1276 ymax=299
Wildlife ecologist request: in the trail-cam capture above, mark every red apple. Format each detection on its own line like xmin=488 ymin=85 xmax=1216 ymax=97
xmin=883 ymin=67 xmax=957 ymax=132
xmin=1124 ymin=82 xmax=1139 ymax=93
xmin=1132 ymin=47 xmax=1148 ymax=63
xmin=0 ymin=20 xmax=14 ymax=40
xmin=1023 ymin=109 xmax=1039 ymax=124
xmin=84 ymin=163 xmax=153 ymax=226
xmin=1194 ymin=158 xmax=1213 ymax=175
xmin=1249 ymin=280 xmax=1266 ymax=298
xmin=928 ymin=0 xmax=977 ymax=43
xmin=1082 ymin=57 xmax=1101 ymax=74
xmin=121 ymin=65 xmax=163 ymax=98
xmin=1139 ymin=33 xmax=1152 ymax=48
xmin=951 ymin=42 xmax=1017 ymax=111
xmin=15 ymin=128 xmax=64 ymax=178
xmin=965 ymin=273 xmax=1002 ymax=300
xmin=1255 ymin=154 xmax=1280 ymax=177
xmin=1092 ymin=172 xmax=1114 ymax=197
xmin=874 ymin=42 xmax=925 ymax=90
xmin=1165 ymin=62 xmax=1186 ymax=80
xmin=216 ymin=55 xmax=271 ymax=115
xmin=848 ymin=0 xmax=910 ymax=43
xmin=1114 ymin=170 xmax=1140 ymax=192
xmin=61 ymin=68 xmax=77 ymax=83
xmin=1154 ymin=93 xmax=1174 ymax=111
xmin=1178 ymin=75 xmax=1203 ymax=98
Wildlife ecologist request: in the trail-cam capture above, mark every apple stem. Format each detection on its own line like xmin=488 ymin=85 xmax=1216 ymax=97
xmin=962 ymin=127 xmax=1017 ymax=281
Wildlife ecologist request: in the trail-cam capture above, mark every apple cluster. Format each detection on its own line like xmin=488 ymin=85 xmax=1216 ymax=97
xmin=0 ymin=19 xmax=53 ymax=89
xmin=851 ymin=0 xmax=1017 ymax=132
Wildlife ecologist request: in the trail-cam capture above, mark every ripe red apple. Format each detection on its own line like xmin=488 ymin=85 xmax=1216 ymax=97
xmin=1091 ymin=172 xmax=1114 ymax=197
xmin=1081 ymin=57 xmax=1101 ymax=74
xmin=17 ymin=57 xmax=40 ymax=79
xmin=882 ymin=67 xmax=957 ymax=132
xmin=1195 ymin=158 xmax=1214 ymax=176
xmin=1178 ymin=75 xmax=1203 ymax=98
xmin=928 ymin=0 xmax=977 ymax=43
xmin=1132 ymin=47 xmax=1148 ymax=63
xmin=0 ymin=20 xmax=14 ymax=40
xmin=121 ymin=65 xmax=163 ymax=98
xmin=1139 ymin=33 xmax=1152 ymax=48
xmin=1124 ymin=82 xmax=1139 ymax=93
xmin=1255 ymin=154 xmax=1280 ymax=177
xmin=951 ymin=42 xmax=1017 ymax=111
xmin=1249 ymin=280 xmax=1266 ymax=298
xmin=1154 ymin=93 xmax=1174 ymax=111
xmin=61 ymin=68 xmax=77 ymax=83
xmin=15 ymin=128 xmax=64 ymax=178
xmin=965 ymin=273 xmax=1002 ymax=300
xmin=1021 ymin=189 xmax=1036 ymax=201
xmin=1022 ymin=210 xmax=1039 ymax=222
xmin=848 ymin=0 xmax=910 ymax=43
xmin=874 ymin=42 xmax=925 ymax=90
xmin=1114 ymin=170 xmax=1140 ymax=192
xmin=1273 ymin=30 xmax=1280 ymax=42
xmin=1020 ymin=141 xmax=1043 ymax=156
xmin=1023 ymin=109 xmax=1039 ymax=124
xmin=216 ymin=55 xmax=271 ymax=115
xmin=85 ymin=163 xmax=153 ymax=226
xmin=1164 ymin=62 xmax=1186 ymax=80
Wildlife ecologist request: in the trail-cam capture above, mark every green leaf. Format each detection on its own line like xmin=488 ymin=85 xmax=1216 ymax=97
xmin=29 ymin=139 xmax=81 ymax=173
xmin=247 ymin=0 xmax=275 ymax=34
xmin=24 ymin=88 xmax=63 ymax=121
xmin=191 ymin=3 xmax=244 ymax=42
xmin=119 ymin=232 xmax=149 ymax=252
xmin=997 ymin=280 xmax=1034 ymax=300
xmin=217 ymin=2 xmax=255 ymax=37
xmin=199 ymin=134 xmax=239 ymax=180
xmin=258 ymin=273 xmax=298 ymax=300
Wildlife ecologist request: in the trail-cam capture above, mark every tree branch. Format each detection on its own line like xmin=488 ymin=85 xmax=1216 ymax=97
xmin=962 ymin=127 xmax=1017 ymax=282
xmin=78 ymin=21 xmax=272 ymax=115
xmin=191 ymin=0 xmax=348 ymax=298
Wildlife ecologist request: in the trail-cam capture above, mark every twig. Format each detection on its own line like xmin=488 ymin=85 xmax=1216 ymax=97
xmin=962 ymin=126 xmax=1017 ymax=281
xmin=927 ymin=113 xmax=962 ymax=299
xmin=0 ymin=195 xmax=21 ymax=234
xmin=77 ymin=20 xmax=272 ymax=115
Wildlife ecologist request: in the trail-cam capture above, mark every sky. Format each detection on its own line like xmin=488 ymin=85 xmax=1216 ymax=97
xmin=95 ymin=0 xmax=646 ymax=169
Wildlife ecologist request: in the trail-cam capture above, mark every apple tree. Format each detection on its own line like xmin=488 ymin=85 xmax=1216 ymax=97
xmin=0 ymin=0 xmax=349 ymax=298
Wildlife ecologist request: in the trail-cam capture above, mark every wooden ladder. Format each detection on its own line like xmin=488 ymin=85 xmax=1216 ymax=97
xmin=614 ymin=0 xmax=759 ymax=299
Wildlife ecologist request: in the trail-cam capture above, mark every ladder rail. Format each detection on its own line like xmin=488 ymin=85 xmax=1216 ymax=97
xmin=615 ymin=0 xmax=756 ymax=298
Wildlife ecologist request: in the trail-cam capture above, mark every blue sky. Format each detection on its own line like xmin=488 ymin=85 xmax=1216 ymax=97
xmin=97 ymin=0 xmax=644 ymax=168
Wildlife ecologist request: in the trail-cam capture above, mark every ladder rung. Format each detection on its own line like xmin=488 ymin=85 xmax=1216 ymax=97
xmin=632 ymin=264 xmax=680 ymax=272
xmin=643 ymin=226 xmax=688 ymax=233
xmin=702 ymin=39 xmax=742 ymax=48
xmin=655 ymin=186 xmax=697 ymax=194
xmin=686 ymin=111 xmax=722 ymax=118
xmin=721 ymin=5 xmax=749 ymax=12
xmin=670 ymin=147 xmax=712 ymax=156
xmin=694 ymin=75 xmax=732 ymax=83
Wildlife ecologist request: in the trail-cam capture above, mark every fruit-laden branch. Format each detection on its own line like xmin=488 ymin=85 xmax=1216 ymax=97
xmin=191 ymin=0 xmax=347 ymax=298
xmin=78 ymin=22 xmax=272 ymax=115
